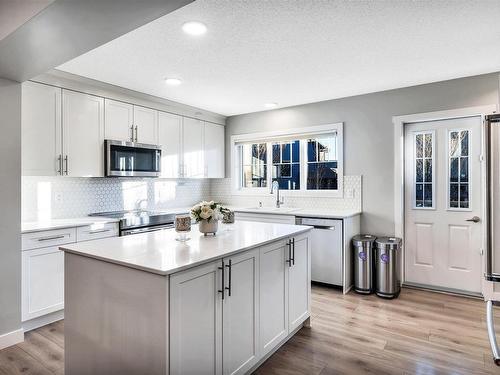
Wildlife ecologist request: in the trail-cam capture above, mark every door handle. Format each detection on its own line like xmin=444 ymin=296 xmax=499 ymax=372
xmin=218 ymin=259 xmax=225 ymax=300
xmin=291 ymin=238 xmax=295 ymax=265
xmin=225 ymin=259 xmax=232 ymax=297
xmin=466 ymin=216 xmax=480 ymax=223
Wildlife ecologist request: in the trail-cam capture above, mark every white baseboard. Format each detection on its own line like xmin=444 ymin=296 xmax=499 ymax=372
xmin=23 ymin=310 xmax=64 ymax=332
xmin=0 ymin=328 xmax=24 ymax=350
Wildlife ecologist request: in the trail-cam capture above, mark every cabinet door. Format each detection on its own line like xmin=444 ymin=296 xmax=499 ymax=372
xmin=288 ymin=234 xmax=311 ymax=332
xmin=22 ymin=246 xmax=64 ymax=321
xmin=259 ymin=240 xmax=288 ymax=357
xmin=133 ymin=105 xmax=158 ymax=144
xmin=104 ymin=98 xmax=133 ymax=142
xmin=182 ymin=117 xmax=204 ymax=178
xmin=223 ymin=249 xmax=259 ymax=375
xmin=62 ymin=90 xmax=104 ymax=177
xmin=204 ymin=122 xmax=225 ymax=178
xmin=158 ymin=112 xmax=182 ymax=178
xmin=22 ymin=81 xmax=62 ymax=176
xmin=170 ymin=260 xmax=222 ymax=375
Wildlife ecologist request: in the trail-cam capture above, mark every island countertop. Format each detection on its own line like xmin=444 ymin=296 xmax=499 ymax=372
xmin=60 ymin=221 xmax=311 ymax=276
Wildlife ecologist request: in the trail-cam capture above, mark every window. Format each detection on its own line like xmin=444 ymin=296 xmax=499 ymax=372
xmin=232 ymin=123 xmax=343 ymax=196
xmin=240 ymin=143 xmax=267 ymax=188
xmin=449 ymin=130 xmax=469 ymax=209
xmin=307 ymin=137 xmax=338 ymax=190
xmin=272 ymin=140 xmax=300 ymax=190
xmin=414 ymin=131 xmax=434 ymax=208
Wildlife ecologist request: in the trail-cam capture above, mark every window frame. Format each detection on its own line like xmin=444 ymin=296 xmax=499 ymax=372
xmin=446 ymin=127 xmax=472 ymax=212
xmin=412 ymin=130 xmax=436 ymax=210
xmin=231 ymin=123 xmax=344 ymax=197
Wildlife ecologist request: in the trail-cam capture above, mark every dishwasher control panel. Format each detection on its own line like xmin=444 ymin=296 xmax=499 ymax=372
xmin=297 ymin=217 xmax=339 ymax=228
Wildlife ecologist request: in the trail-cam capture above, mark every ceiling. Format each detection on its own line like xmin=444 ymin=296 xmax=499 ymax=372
xmin=0 ymin=0 xmax=54 ymax=41
xmin=58 ymin=0 xmax=500 ymax=116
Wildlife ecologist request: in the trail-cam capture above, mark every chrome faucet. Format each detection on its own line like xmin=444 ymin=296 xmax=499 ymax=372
xmin=270 ymin=180 xmax=284 ymax=208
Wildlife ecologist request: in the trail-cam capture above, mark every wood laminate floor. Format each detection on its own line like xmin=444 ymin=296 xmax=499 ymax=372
xmin=1 ymin=286 xmax=499 ymax=374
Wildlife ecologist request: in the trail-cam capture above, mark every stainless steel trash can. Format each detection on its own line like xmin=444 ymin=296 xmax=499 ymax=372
xmin=352 ymin=235 xmax=376 ymax=294
xmin=375 ymin=237 xmax=402 ymax=299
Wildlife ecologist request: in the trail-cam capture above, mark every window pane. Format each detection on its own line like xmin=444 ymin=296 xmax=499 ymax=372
xmin=272 ymin=140 xmax=300 ymax=190
xmin=241 ymin=143 xmax=267 ymax=188
xmin=424 ymin=159 xmax=432 ymax=183
xmin=307 ymin=162 xmax=337 ymax=190
xmin=307 ymin=140 xmax=318 ymax=162
xmin=450 ymin=183 xmax=459 ymax=208
xmin=450 ymin=158 xmax=459 ymax=183
xmin=461 ymin=131 xmax=469 ymax=156
xmin=281 ymin=143 xmax=291 ymax=163
xmin=450 ymin=131 xmax=460 ymax=157
xmin=424 ymin=183 xmax=433 ymax=207
xmin=460 ymin=184 xmax=469 ymax=208
xmin=272 ymin=144 xmax=280 ymax=163
xmin=416 ymin=134 xmax=423 ymax=158
xmin=292 ymin=141 xmax=300 ymax=163
xmin=416 ymin=159 xmax=423 ymax=182
xmin=425 ymin=134 xmax=432 ymax=157
xmin=460 ymin=157 xmax=468 ymax=183
xmin=415 ymin=183 xmax=423 ymax=207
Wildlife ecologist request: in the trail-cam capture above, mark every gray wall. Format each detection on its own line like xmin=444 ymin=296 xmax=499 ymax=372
xmin=0 ymin=78 xmax=21 ymax=336
xmin=226 ymin=73 xmax=499 ymax=235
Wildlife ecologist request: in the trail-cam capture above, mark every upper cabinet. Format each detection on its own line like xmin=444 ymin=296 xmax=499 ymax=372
xmin=204 ymin=122 xmax=225 ymax=178
xmin=183 ymin=118 xmax=205 ymax=178
xmin=158 ymin=112 xmax=182 ymax=178
xmin=62 ymin=90 xmax=104 ymax=177
xmin=104 ymin=99 xmax=158 ymax=144
xmin=22 ymin=81 xmax=62 ymax=176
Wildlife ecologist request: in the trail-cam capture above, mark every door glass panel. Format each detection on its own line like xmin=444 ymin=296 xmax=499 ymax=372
xmin=414 ymin=132 xmax=434 ymax=208
xmin=448 ymin=130 xmax=470 ymax=209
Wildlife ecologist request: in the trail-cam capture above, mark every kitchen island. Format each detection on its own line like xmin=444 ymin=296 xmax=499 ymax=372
xmin=60 ymin=221 xmax=312 ymax=375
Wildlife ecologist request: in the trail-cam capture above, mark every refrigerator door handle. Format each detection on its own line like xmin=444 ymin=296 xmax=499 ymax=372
xmin=487 ymin=300 xmax=500 ymax=366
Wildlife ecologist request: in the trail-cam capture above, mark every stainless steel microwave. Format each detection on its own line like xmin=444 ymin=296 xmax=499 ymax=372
xmin=105 ymin=140 xmax=161 ymax=177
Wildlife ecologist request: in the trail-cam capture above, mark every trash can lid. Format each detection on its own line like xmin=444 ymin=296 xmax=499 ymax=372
xmin=375 ymin=236 xmax=402 ymax=250
xmin=352 ymin=234 xmax=377 ymax=246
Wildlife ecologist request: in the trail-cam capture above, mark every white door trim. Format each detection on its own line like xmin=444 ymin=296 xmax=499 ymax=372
xmin=393 ymin=105 xmax=497 ymax=292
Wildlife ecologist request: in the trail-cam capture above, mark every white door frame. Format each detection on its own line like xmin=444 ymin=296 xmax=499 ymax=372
xmin=393 ymin=105 xmax=497 ymax=296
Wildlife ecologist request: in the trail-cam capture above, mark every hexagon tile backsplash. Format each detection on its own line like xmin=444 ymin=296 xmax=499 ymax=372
xmin=22 ymin=175 xmax=362 ymax=221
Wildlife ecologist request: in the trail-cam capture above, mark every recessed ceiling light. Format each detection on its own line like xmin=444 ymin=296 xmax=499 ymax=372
xmin=264 ymin=102 xmax=278 ymax=108
xmin=182 ymin=21 xmax=207 ymax=36
xmin=165 ymin=78 xmax=182 ymax=86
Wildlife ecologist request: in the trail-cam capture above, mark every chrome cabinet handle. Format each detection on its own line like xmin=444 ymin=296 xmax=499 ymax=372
xmin=64 ymin=155 xmax=68 ymax=175
xmin=57 ymin=155 xmax=62 ymax=175
xmin=130 ymin=125 xmax=134 ymax=142
xmin=225 ymin=259 xmax=232 ymax=297
xmin=37 ymin=235 xmax=65 ymax=242
xmin=466 ymin=216 xmax=480 ymax=223
xmin=218 ymin=259 xmax=225 ymax=300
xmin=291 ymin=238 xmax=295 ymax=265
xmin=487 ymin=300 xmax=500 ymax=366
xmin=88 ymin=229 xmax=111 ymax=235
xmin=134 ymin=125 xmax=138 ymax=142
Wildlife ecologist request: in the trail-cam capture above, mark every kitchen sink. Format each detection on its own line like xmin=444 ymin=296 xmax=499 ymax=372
xmin=243 ymin=206 xmax=300 ymax=213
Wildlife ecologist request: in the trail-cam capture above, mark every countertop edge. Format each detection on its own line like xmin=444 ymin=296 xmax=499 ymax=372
xmin=231 ymin=207 xmax=362 ymax=219
xmin=59 ymin=226 xmax=312 ymax=276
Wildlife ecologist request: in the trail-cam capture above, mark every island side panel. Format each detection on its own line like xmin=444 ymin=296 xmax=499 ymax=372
xmin=64 ymin=252 xmax=169 ymax=375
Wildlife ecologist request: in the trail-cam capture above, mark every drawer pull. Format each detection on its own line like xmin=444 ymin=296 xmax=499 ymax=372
xmin=37 ymin=235 xmax=66 ymax=242
xmin=87 ymin=229 xmax=111 ymax=235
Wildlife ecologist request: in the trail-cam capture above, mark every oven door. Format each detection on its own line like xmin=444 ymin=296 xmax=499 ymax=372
xmin=105 ymin=140 xmax=161 ymax=177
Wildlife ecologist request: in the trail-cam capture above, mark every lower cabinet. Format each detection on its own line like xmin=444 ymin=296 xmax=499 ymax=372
xmin=170 ymin=234 xmax=310 ymax=375
xmin=22 ymin=246 xmax=64 ymax=321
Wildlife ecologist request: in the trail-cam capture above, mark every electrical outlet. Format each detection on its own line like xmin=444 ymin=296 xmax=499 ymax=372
xmin=55 ymin=192 xmax=63 ymax=203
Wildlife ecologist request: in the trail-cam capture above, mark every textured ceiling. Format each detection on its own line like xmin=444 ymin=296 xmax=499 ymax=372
xmin=0 ymin=0 xmax=54 ymax=41
xmin=58 ymin=0 xmax=500 ymax=116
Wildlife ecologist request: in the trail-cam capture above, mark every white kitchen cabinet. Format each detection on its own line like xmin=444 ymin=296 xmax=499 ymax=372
xmin=22 ymin=246 xmax=64 ymax=321
xmin=259 ymin=240 xmax=288 ymax=357
xmin=182 ymin=117 xmax=205 ymax=178
xmin=204 ymin=122 xmax=225 ymax=178
xmin=62 ymin=90 xmax=105 ymax=177
xmin=104 ymin=98 xmax=134 ymax=142
xmin=222 ymin=249 xmax=260 ymax=375
xmin=22 ymin=81 xmax=62 ymax=176
xmin=170 ymin=260 xmax=222 ymax=375
xmin=158 ymin=112 xmax=182 ymax=178
xmin=288 ymin=233 xmax=311 ymax=331
xmin=133 ymin=105 xmax=158 ymax=144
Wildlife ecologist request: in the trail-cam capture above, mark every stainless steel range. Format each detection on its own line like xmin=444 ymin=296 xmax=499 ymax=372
xmin=89 ymin=210 xmax=186 ymax=236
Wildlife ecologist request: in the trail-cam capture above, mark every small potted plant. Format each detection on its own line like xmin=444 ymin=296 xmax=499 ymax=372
xmin=191 ymin=201 xmax=224 ymax=235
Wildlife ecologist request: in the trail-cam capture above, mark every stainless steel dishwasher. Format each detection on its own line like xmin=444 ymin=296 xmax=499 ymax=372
xmin=296 ymin=217 xmax=343 ymax=286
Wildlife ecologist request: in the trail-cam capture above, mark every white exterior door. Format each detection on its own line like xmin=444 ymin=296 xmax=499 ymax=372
xmin=222 ymin=249 xmax=259 ymax=375
xmin=133 ymin=105 xmax=158 ymax=144
xmin=104 ymin=98 xmax=134 ymax=142
xmin=62 ymin=90 xmax=104 ymax=177
xmin=170 ymin=260 xmax=222 ymax=375
xmin=404 ymin=116 xmax=483 ymax=294
xmin=158 ymin=112 xmax=182 ymax=178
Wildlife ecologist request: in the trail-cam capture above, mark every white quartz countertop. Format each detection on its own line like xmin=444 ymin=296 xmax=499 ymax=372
xmin=60 ymin=221 xmax=311 ymax=276
xmin=230 ymin=206 xmax=361 ymax=219
xmin=21 ymin=217 xmax=120 ymax=233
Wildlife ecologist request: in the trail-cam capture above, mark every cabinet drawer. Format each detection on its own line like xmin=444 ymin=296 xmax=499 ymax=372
xmin=22 ymin=227 xmax=76 ymax=251
xmin=76 ymin=222 xmax=118 ymax=242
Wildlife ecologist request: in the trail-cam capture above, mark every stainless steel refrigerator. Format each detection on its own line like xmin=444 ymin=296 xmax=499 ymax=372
xmin=485 ymin=114 xmax=500 ymax=366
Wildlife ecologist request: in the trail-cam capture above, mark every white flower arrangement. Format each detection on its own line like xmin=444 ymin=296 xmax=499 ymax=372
xmin=191 ymin=201 xmax=224 ymax=223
